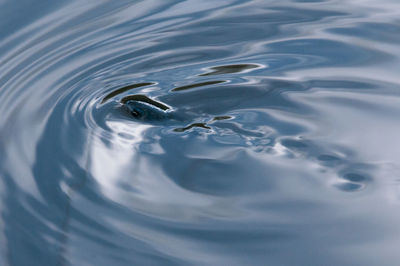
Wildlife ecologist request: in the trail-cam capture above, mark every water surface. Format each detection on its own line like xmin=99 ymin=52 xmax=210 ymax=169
xmin=1 ymin=0 xmax=400 ymax=265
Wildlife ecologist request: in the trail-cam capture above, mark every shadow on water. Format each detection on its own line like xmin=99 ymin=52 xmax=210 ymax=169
xmin=172 ymin=80 xmax=226 ymax=92
xmin=198 ymin=64 xmax=263 ymax=76
xmin=101 ymin=82 xmax=156 ymax=104
xmin=173 ymin=122 xmax=211 ymax=132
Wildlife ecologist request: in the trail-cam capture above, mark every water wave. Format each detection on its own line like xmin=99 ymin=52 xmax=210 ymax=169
xmin=1 ymin=0 xmax=400 ymax=265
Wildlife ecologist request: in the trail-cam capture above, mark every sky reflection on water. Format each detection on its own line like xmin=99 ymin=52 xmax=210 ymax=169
xmin=1 ymin=0 xmax=400 ymax=265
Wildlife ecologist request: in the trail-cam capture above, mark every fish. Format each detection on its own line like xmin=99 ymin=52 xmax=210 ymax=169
xmin=119 ymin=94 xmax=232 ymax=131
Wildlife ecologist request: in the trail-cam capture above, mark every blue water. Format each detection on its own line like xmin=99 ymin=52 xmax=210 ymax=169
xmin=1 ymin=0 xmax=400 ymax=265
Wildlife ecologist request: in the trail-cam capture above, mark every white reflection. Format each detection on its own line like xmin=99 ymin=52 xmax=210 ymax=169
xmin=90 ymin=121 xmax=151 ymax=202
xmin=89 ymin=120 xmax=238 ymax=220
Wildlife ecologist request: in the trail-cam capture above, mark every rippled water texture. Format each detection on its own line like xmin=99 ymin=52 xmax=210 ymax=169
xmin=1 ymin=0 xmax=400 ymax=265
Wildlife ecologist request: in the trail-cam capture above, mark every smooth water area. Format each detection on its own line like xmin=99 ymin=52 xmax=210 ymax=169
xmin=1 ymin=0 xmax=400 ymax=265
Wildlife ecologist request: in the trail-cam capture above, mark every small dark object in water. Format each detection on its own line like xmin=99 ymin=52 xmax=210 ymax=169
xmin=174 ymin=123 xmax=211 ymax=132
xmin=121 ymin=95 xmax=171 ymax=121
xmin=124 ymin=100 xmax=171 ymax=120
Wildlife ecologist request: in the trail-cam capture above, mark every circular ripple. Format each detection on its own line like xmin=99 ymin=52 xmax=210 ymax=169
xmin=2 ymin=0 xmax=400 ymax=265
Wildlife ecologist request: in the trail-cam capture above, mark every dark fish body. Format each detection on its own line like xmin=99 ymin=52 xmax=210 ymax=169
xmin=124 ymin=100 xmax=172 ymax=121
xmin=120 ymin=94 xmax=205 ymax=127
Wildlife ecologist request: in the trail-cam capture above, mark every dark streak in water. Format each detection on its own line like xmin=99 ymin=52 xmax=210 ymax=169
xmin=120 ymin=94 xmax=170 ymax=111
xmin=172 ymin=80 xmax=226 ymax=91
xmin=101 ymin=82 xmax=155 ymax=103
xmin=174 ymin=123 xmax=211 ymax=132
xmin=212 ymin=115 xmax=232 ymax=121
xmin=199 ymin=64 xmax=261 ymax=76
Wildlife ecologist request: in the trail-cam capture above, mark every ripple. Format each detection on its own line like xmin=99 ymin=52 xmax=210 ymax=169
xmin=2 ymin=0 xmax=400 ymax=265
xmin=101 ymin=82 xmax=156 ymax=103
xmin=172 ymin=80 xmax=226 ymax=91
xmin=198 ymin=63 xmax=263 ymax=76
xmin=329 ymin=22 xmax=400 ymax=44
xmin=174 ymin=122 xmax=211 ymax=132
xmin=120 ymin=94 xmax=170 ymax=111
xmin=342 ymin=172 xmax=371 ymax=183
xmin=335 ymin=182 xmax=364 ymax=192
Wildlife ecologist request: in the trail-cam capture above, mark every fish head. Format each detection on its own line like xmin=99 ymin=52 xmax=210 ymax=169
xmin=126 ymin=101 xmax=147 ymax=118
xmin=124 ymin=100 xmax=169 ymax=121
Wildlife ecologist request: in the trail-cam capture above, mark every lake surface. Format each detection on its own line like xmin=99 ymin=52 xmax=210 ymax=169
xmin=1 ymin=0 xmax=400 ymax=265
